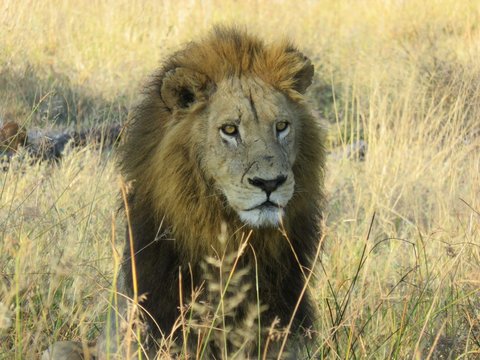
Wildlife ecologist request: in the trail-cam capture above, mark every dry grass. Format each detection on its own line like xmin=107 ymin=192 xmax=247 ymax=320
xmin=1 ymin=0 xmax=479 ymax=358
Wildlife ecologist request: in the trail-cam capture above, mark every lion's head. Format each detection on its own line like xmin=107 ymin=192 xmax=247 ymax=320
xmin=174 ymin=74 xmax=308 ymax=227
xmin=121 ymin=27 xmax=324 ymax=258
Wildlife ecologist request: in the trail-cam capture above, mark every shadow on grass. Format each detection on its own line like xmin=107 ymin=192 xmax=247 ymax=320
xmin=0 ymin=64 xmax=128 ymax=129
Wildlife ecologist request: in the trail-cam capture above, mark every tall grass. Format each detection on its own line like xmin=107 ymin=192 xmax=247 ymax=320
xmin=1 ymin=0 xmax=479 ymax=358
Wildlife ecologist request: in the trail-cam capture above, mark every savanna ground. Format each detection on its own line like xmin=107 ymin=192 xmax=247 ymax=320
xmin=1 ymin=0 xmax=479 ymax=359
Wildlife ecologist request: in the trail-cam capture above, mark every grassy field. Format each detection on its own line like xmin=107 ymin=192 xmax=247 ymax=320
xmin=1 ymin=0 xmax=479 ymax=358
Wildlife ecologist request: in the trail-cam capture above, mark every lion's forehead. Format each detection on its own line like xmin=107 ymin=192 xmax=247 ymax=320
xmin=210 ymin=77 xmax=291 ymax=124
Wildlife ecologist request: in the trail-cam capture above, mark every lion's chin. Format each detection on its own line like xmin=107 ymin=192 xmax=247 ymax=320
xmin=238 ymin=208 xmax=285 ymax=228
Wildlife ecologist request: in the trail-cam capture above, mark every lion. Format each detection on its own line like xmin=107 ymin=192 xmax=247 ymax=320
xmin=44 ymin=26 xmax=325 ymax=359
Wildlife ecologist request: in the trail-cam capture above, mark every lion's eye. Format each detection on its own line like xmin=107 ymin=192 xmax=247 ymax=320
xmin=221 ymin=124 xmax=238 ymax=136
xmin=276 ymin=121 xmax=289 ymax=133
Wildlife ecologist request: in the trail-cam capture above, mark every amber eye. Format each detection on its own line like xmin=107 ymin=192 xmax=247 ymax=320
xmin=221 ymin=124 xmax=238 ymax=136
xmin=276 ymin=121 xmax=289 ymax=133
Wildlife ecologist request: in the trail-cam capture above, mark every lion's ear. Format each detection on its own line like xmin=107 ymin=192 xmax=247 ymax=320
xmin=291 ymin=53 xmax=314 ymax=94
xmin=160 ymin=67 xmax=213 ymax=111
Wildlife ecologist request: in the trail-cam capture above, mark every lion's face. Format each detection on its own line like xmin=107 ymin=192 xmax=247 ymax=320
xmin=140 ymin=31 xmax=318 ymax=235
xmin=202 ymin=77 xmax=298 ymax=228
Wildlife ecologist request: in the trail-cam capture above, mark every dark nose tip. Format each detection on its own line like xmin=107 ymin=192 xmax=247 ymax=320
xmin=248 ymin=175 xmax=287 ymax=195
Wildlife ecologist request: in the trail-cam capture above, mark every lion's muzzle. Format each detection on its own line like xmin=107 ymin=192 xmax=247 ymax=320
xmin=231 ymin=173 xmax=294 ymax=228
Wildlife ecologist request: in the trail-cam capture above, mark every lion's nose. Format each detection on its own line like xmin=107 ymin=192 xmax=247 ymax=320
xmin=248 ymin=175 xmax=287 ymax=195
